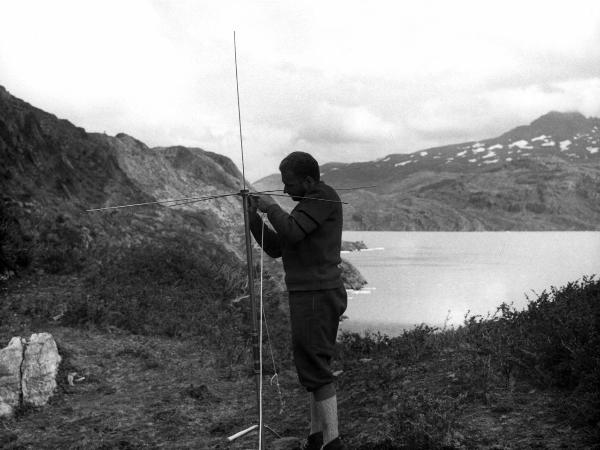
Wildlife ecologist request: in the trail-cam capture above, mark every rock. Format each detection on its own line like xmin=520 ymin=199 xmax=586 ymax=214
xmin=0 ymin=337 xmax=24 ymax=417
xmin=341 ymin=240 xmax=368 ymax=252
xmin=22 ymin=333 xmax=61 ymax=407
xmin=340 ymin=259 xmax=367 ymax=290
xmin=0 ymin=333 xmax=61 ymax=416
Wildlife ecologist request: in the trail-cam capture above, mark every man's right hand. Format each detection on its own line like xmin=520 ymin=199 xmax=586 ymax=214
xmin=248 ymin=195 xmax=259 ymax=215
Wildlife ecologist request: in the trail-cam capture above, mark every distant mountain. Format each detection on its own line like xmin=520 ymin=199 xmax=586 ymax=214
xmin=255 ymin=111 xmax=600 ymax=230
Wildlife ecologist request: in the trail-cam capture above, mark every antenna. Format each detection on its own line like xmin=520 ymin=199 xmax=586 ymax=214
xmin=85 ymin=32 xmax=355 ymax=449
xmin=233 ymin=31 xmax=247 ymax=191
xmin=232 ymin=30 xmax=266 ymax=449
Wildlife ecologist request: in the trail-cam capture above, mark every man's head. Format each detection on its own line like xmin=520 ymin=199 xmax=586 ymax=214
xmin=279 ymin=152 xmax=320 ymax=201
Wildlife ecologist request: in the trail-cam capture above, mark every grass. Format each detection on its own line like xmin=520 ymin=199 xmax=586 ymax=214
xmin=335 ymin=276 xmax=600 ymax=448
xmin=1 ymin=233 xmax=599 ymax=449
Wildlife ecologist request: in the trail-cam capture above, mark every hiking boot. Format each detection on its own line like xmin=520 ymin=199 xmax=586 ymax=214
xmin=322 ymin=436 xmax=344 ymax=449
xmin=300 ymin=431 xmax=323 ymax=450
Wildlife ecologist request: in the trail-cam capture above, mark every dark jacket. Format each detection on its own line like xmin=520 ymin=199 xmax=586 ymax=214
xmin=250 ymin=181 xmax=343 ymax=291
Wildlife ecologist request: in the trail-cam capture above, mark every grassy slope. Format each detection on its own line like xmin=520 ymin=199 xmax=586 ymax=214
xmin=1 ymin=274 xmax=599 ymax=449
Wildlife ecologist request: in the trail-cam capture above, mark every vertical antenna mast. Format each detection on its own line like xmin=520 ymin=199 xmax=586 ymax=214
xmin=233 ymin=31 xmax=247 ymax=190
xmin=232 ymin=30 xmax=265 ymax=449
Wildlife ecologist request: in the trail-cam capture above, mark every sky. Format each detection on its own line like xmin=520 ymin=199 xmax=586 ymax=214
xmin=1 ymin=0 xmax=600 ymax=181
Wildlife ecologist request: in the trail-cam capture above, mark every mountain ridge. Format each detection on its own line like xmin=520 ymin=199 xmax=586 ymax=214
xmin=0 ymin=85 xmax=365 ymax=290
xmin=255 ymin=111 xmax=600 ymax=230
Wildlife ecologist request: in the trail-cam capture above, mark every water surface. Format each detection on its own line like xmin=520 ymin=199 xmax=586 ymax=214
xmin=340 ymin=231 xmax=600 ymax=336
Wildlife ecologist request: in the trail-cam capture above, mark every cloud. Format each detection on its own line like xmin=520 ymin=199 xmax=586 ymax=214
xmin=484 ymin=78 xmax=600 ymax=123
xmin=2 ymin=0 xmax=600 ymax=181
xmin=295 ymin=103 xmax=395 ymax=145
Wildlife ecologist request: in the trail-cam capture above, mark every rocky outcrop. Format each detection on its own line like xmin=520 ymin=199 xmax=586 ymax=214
xmin=0 ymin=85 xmax=250 ymax=276
xmin=342 ymin=240 xmax=368 ymax=252
xmin=21 ymin=333 xmax=62 ymax=407
xmin=341 ymin=259 xmax=367 ymax=290
xmin=0 ymin=337 xmax=24 ymax=416
xmin=0 ymin=333 xmax=61 ymax=417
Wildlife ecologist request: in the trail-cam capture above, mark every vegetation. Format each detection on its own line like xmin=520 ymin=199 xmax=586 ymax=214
xmin=336 ymin=276 xmax=600 ymax=448
xmin=1 ymin=232 xmax=598 ymax=448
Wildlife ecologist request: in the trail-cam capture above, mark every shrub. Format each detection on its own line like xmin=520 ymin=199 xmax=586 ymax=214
xmin=389 ymin=390 xmax=466 ymax=449
xmin=60 ymin=235 xmax=293 ymax=376
xmin=0 ymin=200 xmax=32 ymax=277
xmin=461 ymin=276 xmax=600 ymax=425
xmin=463 ymin=277 xmax=600 ymax=392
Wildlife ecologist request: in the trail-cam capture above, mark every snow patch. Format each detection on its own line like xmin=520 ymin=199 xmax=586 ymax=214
xmin=473 ymin=147 xmax=486 ymax=154
xmin=382 ymin=157 xmax=391 ymax=162
xmin=456 ymin=150 xmax=467 ymax=157
xmin=346 ymin=288 xmax=372 ymax=296
xmin=482 ymin=151 xmax=496 ymax=159
xmin=541 ymin=141 xmax=555 ymax=147
xmin=419 ymin=151 xmax=428 ymax=157
xmin=483 ymin=159 xmax=499 ymax=164
xmin=509 ymin=140 xmax=533 ymax=149
xmin=559 ymin=140 xmax=571 ymax=151
xmin=472 ymin=142 xmax=485 ymax=149
xmin=488 ymin=144 xmax=503 ymax=151
xmin=532 ymin=135 xmax=548 ymax=142
xmin=468 ymin=159 xmax=477 ymax=163
xmin=587 ymin=147 xmax=599 ymax=154
xmin=395 ymin=160 xmax=412 ymax=167
xmin=506 ymin=157 xmax=513 ymax=162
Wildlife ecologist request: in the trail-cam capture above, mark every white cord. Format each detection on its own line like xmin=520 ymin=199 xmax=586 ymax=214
xmin=259 ymin=216 xmax=265 ymax=449
xmin=257 ymin=213 xmax=285 ymax=448
xmin=259 ymin=214 xmax=285 ymax=413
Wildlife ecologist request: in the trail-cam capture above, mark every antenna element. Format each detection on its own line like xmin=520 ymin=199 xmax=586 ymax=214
xmin=233 ymin=31 xmax=246 ymax=190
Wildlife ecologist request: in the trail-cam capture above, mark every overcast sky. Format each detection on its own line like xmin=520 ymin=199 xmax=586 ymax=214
xmin=1 ymin=0 xmax=600 ymax=181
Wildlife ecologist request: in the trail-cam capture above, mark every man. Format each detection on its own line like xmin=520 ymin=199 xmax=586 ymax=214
xmin=249 ymin=151 xmax=346 ymax=450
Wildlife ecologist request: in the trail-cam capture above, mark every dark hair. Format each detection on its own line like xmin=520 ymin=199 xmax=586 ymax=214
xmin=279 ymin=152 xmax=320 ymax=181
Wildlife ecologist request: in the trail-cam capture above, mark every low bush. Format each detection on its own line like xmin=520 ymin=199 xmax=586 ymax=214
xmin=463 ymin=276 xmax=600 ymax=394
xmin=59 ymin=234 xmax=292 ymax=377
xmin=336 ymin=276 xmax=600 ymax=442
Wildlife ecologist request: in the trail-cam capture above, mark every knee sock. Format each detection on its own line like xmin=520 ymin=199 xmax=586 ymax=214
xmin=314 ymin=384 xmax=339 ymax=445
xmin=309 ymin=392 xmax=321 ymax=435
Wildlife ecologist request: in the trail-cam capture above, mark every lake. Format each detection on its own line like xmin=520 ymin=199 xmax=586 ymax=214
xmin=339 ymin=231 xmax=600 ymax=336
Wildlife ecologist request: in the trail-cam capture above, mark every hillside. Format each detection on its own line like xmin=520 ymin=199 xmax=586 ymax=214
xmin=0 ymin=85 xmax=247 ymax=279
xmin=255 ymin=112 xmax=600 ymax=230
xmin=0 ymin=85 xmax=364 ymax=290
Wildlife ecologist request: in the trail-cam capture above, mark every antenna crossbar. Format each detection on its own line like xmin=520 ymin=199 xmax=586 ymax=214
xmin=85 ymin=193 xmax=239 ymax=212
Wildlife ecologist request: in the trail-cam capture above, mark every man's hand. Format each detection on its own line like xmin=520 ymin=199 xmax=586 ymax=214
xmin=250 ymin=194 xmax=277 ymax=213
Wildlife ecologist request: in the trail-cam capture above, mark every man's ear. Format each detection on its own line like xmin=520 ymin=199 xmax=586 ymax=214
xmin=304 ymin=175 xmax=316 ymax=185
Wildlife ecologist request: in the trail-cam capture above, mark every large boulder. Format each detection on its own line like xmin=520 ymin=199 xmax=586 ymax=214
xmin=22 ymin=333 xmax=61 ymax=407
xmin=0 ymin=337 xmax=24 ymax=416
xmin=0 ymin=333 xmax=61 ymax=417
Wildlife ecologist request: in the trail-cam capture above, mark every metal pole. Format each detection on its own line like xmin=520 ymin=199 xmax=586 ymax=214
xmin=241 ymin=189 xmax=264 ymax=448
